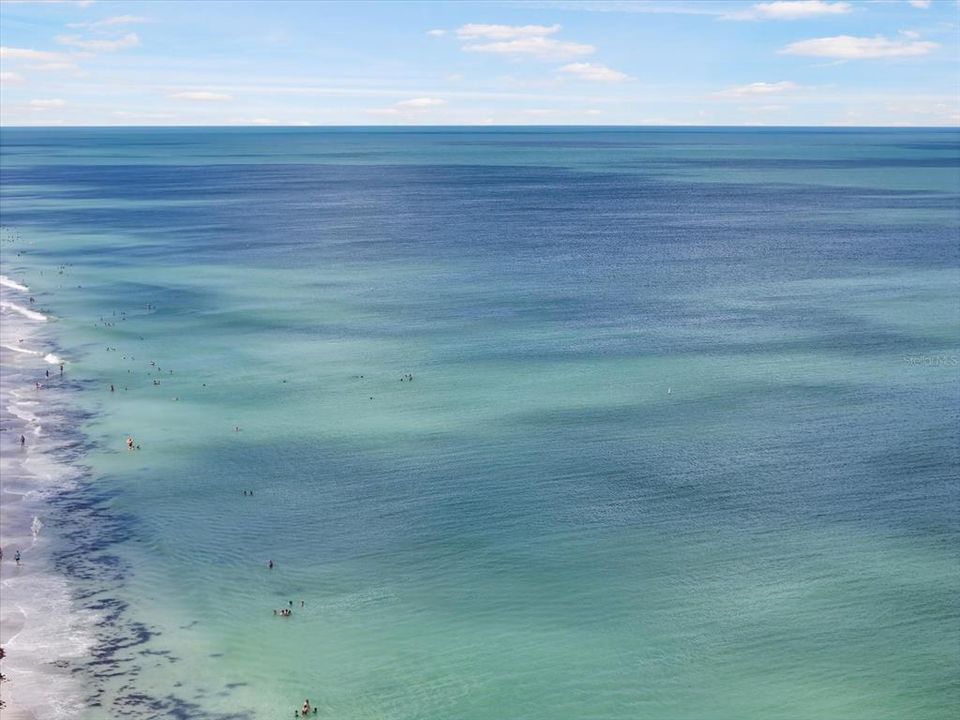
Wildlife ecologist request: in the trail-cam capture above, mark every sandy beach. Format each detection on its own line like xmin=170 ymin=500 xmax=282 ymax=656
xmin=1 ymin=277 xmax=91 ymax=720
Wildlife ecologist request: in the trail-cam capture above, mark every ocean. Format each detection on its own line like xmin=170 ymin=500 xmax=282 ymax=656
xmin=0 ymin=127 xmax=958 ymax=719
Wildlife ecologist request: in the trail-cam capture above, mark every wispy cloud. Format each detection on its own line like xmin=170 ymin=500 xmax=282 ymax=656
xmin=0 ymin=46 xmax=71 ymax=62
xmin=558 ymin=62 xmax=629 ymax=82
xmin=231 ymin=118 xmax=313 ymax=126
xmin=714 ymin=80 xmax=802 ymax=97
xmin=396 ymin=97 xmax=446 ymax=108
xmin=781 ymin=34 xmax=939 ymax=58
xmin=748 ymin=104 xmax=789 ymax=112
xmin=426 ymin=29 xmax=447 ymax=37
xmin=4 ymin=0 xmax=94 ymax=5
xmin=56 ymin=33 xmax=140 ymax=52
xmin=907 ymin=0 xmax=931 ymax=8
xmin=725 ymin=1 xmax=852 ymax=21
xmin=169 ymin=91 xmax=233 ymax=102
xmin=113 ymin=110 xmax=176 ymax=120
xmin=368 ymin=97 xmax=447 ymax=116
xmin=455 ymin=23 xmax=594 ymax=60
xmin=512 ymin=2 xmax=726 ymax=16
xmin=456 ymin=24 xmax=562 ymax=40
xmin=27 ymin=61 xmax=80 ymax=71
xmin=67 ymin=15 xmax=151 ymax=30
xmin=463 ymin=37 xmax=595 ymax=59
xmin=29 ymin=98 xmax=67 ymax=109
xmin=0 ymin=71 xmax=25 ymax=86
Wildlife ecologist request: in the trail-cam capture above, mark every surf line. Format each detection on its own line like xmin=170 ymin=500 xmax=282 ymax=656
xmin=0 ymin=300 xmax=48 ymax=322
xmin=0 ymin=274 xmax=30 ymax=292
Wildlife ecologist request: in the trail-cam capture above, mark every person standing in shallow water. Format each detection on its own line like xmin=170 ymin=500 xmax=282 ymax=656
xmin=20 ymin=434 xmax=25 ymax=447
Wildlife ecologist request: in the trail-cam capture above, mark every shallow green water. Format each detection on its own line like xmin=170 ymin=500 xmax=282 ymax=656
xmin=1 ymin=127 xmax=958 ymax=719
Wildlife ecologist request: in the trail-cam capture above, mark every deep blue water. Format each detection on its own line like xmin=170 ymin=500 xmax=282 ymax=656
xmin=1 ymin=127 xmax=958 ymax=719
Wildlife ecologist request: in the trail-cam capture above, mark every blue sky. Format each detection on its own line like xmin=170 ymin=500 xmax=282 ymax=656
xmin=0 ymin=0 xmax=957 ymax=126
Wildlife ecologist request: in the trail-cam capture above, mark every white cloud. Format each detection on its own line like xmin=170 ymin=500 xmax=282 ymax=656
xmin=396 ymin=97 xmax=446 ymax=108
xmin=0 ymin=71 xmax=25 ymax=86
xmin=464 ymin=36 xmax=594 ymax=59
xmin=4 ymin=1 xmax=93 ymax=5
xmin=726 ymin=1 xmax=852 ymax=21
xmin=68 ymin=15 xmax=150 ymax=30
xmin=781 ymin=34 xmax=939 ymax=58
xmin=456 ymin=24 xmax=561 ymax=40
xmin=29 ymin=98 xmax=67 ymax=109
xmin=368 ymin=97 xmax=447 ymax=116
xmin=56 ymin=33 xmax=140 ymax=52
xmin=28 ymin=61 xmax=80 ymax=71
xmin=558 ymin=62 xmax=629 ymax=82
xmin=715 ymin=80 xmax=801 ymax=97
xmin=454 ymin=23 xmax=593 ymax=59
xmin=0 ymin=46 xmax=69 ymax=62
xmin=426 ymin=29 xmax=447 ymax=37
xmin=113 ymin=110 xmax=176 ymax=120
xmin=169 ymin=91 xmax=233 ymax=101
xmin=908 ymin=0 xmax=931 ymax=8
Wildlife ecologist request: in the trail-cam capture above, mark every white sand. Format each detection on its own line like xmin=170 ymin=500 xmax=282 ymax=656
xmin=1 ymin=286 xmax=90 ymax=719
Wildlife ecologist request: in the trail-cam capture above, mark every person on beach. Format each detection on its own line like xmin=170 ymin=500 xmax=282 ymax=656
xmin=14 ymin=550 xmax=21 ymax=566
xmin=20 ymin=434 xmax=25 ymax=447
xmin=60 ymin=364 xmax=63 ymax=375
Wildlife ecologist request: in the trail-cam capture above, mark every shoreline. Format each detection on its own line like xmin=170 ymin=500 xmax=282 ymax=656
xmin=0 ymin=274 xmax=93 ymax=719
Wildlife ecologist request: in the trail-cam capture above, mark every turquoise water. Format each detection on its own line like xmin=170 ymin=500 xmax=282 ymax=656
xmin=1 ymin=127 xmax=958 ymax=719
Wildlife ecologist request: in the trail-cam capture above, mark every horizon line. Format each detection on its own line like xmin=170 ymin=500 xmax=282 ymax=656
xmin=2 ymin=124 xmax=958 ymax=130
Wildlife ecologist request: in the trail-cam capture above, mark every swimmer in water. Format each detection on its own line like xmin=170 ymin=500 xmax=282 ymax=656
xmin=126 ymin=436 xmax=134 ymax=450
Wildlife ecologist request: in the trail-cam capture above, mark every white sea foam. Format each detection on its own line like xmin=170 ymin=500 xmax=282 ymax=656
xmin=2 ymin=345 xmax=65 ymax=366
xmin=0 ymin=300 xmax=48 ymax=322
xmin=0 ymin=274 xmax=30 ymax=292
xmin=1 ymin=303 xmax=94 ymax=719
xmin=2 ymin=343 xmax=42 ymax=356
